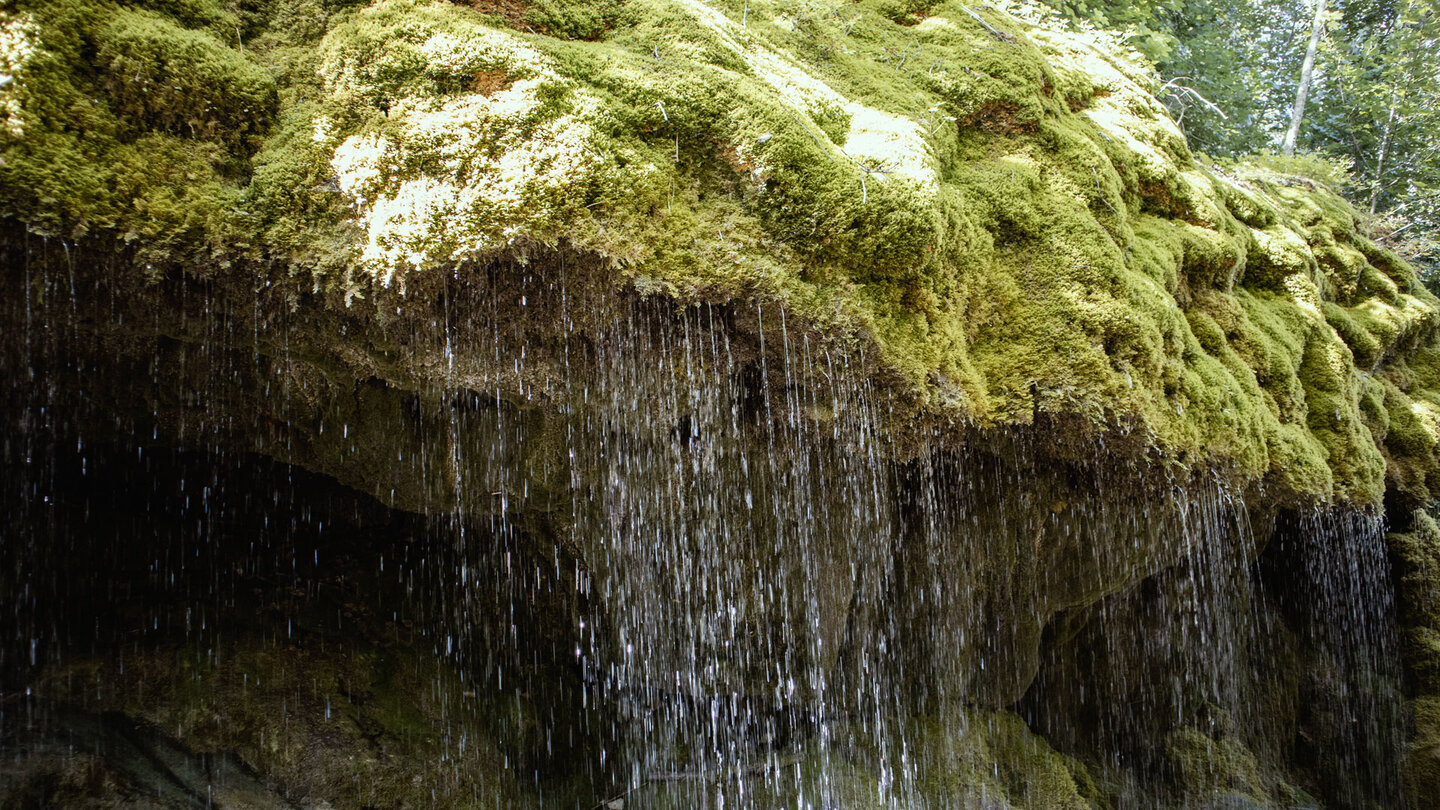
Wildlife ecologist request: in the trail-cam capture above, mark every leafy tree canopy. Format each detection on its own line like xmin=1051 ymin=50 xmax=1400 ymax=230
xmin=1040 ymin=0 xmax=1440 ymax=280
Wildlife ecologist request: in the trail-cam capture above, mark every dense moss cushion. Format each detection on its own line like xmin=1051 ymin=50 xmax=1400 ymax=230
xmin=3 ymin=0 xmax=1440 ymax=506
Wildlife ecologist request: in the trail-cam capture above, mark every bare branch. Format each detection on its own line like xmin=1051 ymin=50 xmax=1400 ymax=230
xmin=961 ymin=6 xmax=1016 ymax=43
xmin=1160 ymin=79 xmax=1228 ymax=120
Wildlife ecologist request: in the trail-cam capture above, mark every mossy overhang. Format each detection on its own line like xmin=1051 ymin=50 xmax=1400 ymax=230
xmin=3 ymin=0 xmax=1440 ymax=509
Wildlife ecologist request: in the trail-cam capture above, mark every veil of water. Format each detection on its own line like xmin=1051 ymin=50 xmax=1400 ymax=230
xmin=0 ymin=244 xmax=1407 ymax=808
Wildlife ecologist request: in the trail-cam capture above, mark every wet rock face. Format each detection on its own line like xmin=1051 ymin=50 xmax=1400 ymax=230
xmin=1025 ymin=509 xmax=1405 ymax=809
xmin=0 ymin=238 xmax=1411 ymax=809
xmin=0 ymin=240 xmax=1257 ymax=708
xmin=0 ymin=446 xmax=565 ymax=808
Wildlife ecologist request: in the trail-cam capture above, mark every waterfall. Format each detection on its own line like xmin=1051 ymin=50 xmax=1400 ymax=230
xmin=0 ymin=244 xmax=1408 ymax=809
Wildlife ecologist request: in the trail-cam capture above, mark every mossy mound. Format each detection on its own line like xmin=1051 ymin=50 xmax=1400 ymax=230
xmin=5 ymin=0 xmax=1440 ymax=506
xmin=1163 ymin=726 xmax=1318 ymax=810
xmin=0 ymin=0 xmax=279 ymax=269
xmin=898 ymin=711 xmax=1103 ymax=809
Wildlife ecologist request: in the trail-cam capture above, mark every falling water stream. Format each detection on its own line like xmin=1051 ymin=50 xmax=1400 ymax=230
xmin=0 ymin=242 xmax=1406 ymax=808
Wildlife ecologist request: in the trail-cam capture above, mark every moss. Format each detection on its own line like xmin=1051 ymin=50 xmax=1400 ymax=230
xmin=521 ymin=0 xmax=628 ymax=41
xmin=1217 ymin=180 xmax=1278 ymax=230
xmin=97 ymin=7 xmax=277 ymax=152
xmin=6 ymin=0 xmax=1440 ymax=507
xmin=807 ymin=96 xmax=851 ymax=144
xmin=1162 ymin=726 xmax=1309 ymax=808
xmin=1165 ymin=727 xmax=1264 ymax=800
xmin=129 ymin=0 xmax=243 ymax=35
xmin=1324 ymin=301 xmax=1382 ymax=369
xmin=877 ymin=0 xmax=939 ymax=26
xmin=858 ymin=712 xmax=1095 ymax=809
xmin=1377 ymin=377 xmax=1440 ymax=504
xmin=982 ymin=712 xmax=1098 ymax=810
xmin=0 ymin=0 xmax=276 ymax=263
xmin=1394 ymin=512 xmax=1440 ymax=655
xmin=1407 ymin=696 xmax=1440 ymax=808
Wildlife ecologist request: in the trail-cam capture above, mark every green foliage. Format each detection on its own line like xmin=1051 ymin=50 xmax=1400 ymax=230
xmin=1038 ymin=0 xmax=1183 ymax=62
xmin=1241 ymin=151 xmax=1357 ymax=193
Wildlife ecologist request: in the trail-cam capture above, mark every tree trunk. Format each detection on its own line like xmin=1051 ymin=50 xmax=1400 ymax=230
xmin=1369 ymin=93 xmax=1398 ymax=214
xmin=1282 ymin=0 xmax=1327 ymax=156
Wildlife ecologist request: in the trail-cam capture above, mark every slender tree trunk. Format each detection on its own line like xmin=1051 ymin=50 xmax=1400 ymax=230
xmin=1370 ymin=94 xmax=1398 ymax=213
xmin=1282 ymin=0 xmax=1327 ymax=156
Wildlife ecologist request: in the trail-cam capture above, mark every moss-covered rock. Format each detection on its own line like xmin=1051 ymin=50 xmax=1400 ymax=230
xmin=6 ymin=0 xmax=1439 ymax=508
xmin=1162 ymin=726 xmax=1317 ymax=809
xmin=0 ymin=0 xmax=277 ymax=269
xmin=1391 ymin=511 xmax=1440 ymax=807
xmin=627 ymin=710 xmax=1101 ymax=810
xmin=5 ymin=8 xmax=1439 ymax=806
xmin=1408 ymin=695 xmax=1440 ymax=807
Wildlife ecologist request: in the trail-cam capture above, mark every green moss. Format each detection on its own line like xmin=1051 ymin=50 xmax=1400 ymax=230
xmin=7 ymin=0 xmax=1440 ymax=507
xmin=982 ymin=712 xmax=1098 ymax=810
xmin=856 ymin=712 xmax=1095 ymax=809
xmin=521 ymin=0 xmax=628 ymax=41
xmin=0 ymin=0 xmax=276 ymax=263
xmin=1217 ymin=179 xmax=1278 ymax=230
xmin=1324 ymin=301 xmax=1382 ymax=368
xmin=97 ymin=7 xmax=277 ymax=151
xmin=876 ymin=0 xmax=939 ymax=26
xmin=1394 ymin=512 xmax=1440 ymax=643
xmin=1407 ymin=696 xmax=1440 ymax=807
xmin=128 ymin=0 xmax=241 ymax=35
xmin=1165 ymin=727 xmax=1268 ymax=803
xmin=807 ymin=96 xmax=851 ymax=144
xmin=1162 ymin=724 xmax=1312 ymax=808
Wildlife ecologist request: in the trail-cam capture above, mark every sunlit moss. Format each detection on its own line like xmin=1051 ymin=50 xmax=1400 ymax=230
xmin=6 ymin=0 xmax=1440 ymax=506
xmin=0 ymin=0 xmax=275 ymax=268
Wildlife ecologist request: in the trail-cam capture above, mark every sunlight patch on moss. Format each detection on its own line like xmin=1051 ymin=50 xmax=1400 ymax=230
xmin=0 ymin=11 xmax=39 ymax=137
xmin=7 ymin=0 xmax=1440 ymax=506
xmin=671 ymin=0 xmax=936 ymax=188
